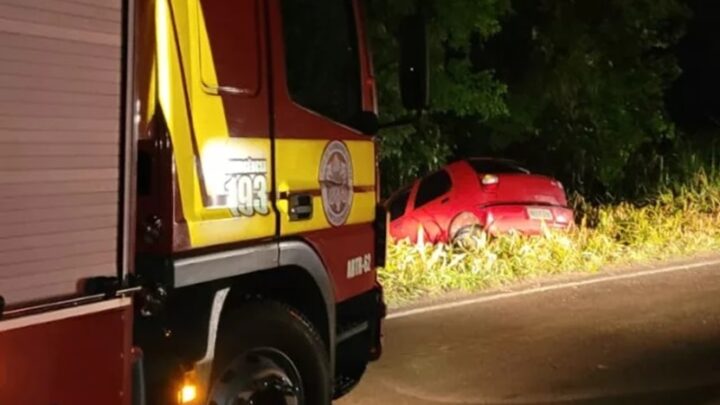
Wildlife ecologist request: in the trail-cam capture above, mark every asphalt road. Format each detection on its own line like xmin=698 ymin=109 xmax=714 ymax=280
xmin=339 ymin=258 xmax=720 ymax=405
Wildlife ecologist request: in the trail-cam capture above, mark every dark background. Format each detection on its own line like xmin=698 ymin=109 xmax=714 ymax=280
xmin=367 ymin=0 xmax=720 ymax=201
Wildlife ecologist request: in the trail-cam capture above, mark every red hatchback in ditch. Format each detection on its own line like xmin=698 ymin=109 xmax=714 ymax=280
xmin=386 ymin=158 xmax=574 ymax=244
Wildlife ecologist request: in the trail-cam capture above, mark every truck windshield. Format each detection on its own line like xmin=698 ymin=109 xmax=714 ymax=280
xmin=281 ymin=0 xmax=362 ymax=130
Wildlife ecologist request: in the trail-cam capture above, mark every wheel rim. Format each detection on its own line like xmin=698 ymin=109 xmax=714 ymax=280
xmin=209 ymin=348 xmax=303 ymax=405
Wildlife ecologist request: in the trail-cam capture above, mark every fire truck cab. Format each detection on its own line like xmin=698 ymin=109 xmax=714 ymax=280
xmin=134 ymin=0 xmax=385 ymax=402
xmin=0 ymin=0 xmax=427 ymax=404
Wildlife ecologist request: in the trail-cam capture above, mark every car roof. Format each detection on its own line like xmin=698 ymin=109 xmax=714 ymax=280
xmin=463 ymin=157 xmax=531 ymax=174
xmin=383 ymin=157 xmax=531 ymax=205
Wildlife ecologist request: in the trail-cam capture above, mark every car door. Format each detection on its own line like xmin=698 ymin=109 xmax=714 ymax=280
xmin=410 ymin=169 xmax=454 ymax=243
xmin=387 ymin=187 xmax=413 ymax=241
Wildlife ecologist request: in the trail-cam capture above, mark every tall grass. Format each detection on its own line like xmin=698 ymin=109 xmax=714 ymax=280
xmin=380 ymin=170 xmax=720 ymax=306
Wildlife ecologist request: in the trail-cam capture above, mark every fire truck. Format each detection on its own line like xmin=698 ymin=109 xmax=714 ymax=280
xmin=0 ymin=0 xmax=426 ymax=404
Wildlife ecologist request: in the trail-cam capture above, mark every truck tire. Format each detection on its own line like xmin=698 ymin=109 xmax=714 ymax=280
xmin=209 ymin=301 xmax=332 ymax=405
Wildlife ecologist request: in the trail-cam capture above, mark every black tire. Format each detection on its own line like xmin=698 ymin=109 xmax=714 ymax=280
xmin=451 ymin=224 xmax=485 ymax=245
xmin=210 ymin=301 xmax=332 ymax=405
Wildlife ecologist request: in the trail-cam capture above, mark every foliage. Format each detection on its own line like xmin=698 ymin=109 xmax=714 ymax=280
xmin=380 ymin=171 xmax=720 ymax=306
xmin=473 ymin=0 xmax=690 ymax=196
xmin=366 ymin=1 xmax=708 ymax=306
xmin=367 ymin=0 xmax=691 ymax=198
xmin=366 ymin=0 xmax=510 ymax=194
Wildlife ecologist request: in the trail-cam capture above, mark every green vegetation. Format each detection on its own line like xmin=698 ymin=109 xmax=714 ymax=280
xmin=366 ymin=1 xmax=720 ymax=306
xmin=366 ymin=0 xmax=510 ymax=194
xmin=380 ymin=170 xmax=720 ymax=306
xmin=367 ymin=0 xmax=692 ymax=199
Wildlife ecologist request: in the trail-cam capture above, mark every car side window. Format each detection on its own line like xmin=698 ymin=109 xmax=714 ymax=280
xmin=414 ymin=170 xmax=452 ymax=209
xmin=389 ymin=189 xmax=411 ymax=220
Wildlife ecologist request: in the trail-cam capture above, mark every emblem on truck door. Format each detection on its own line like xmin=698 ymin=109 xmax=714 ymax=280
xmin=319 ymin=141 xmax=353 ymax=226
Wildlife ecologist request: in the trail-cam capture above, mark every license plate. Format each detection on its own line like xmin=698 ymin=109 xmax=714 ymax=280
xmin=527 ymin=207 xmax=553 ymax=221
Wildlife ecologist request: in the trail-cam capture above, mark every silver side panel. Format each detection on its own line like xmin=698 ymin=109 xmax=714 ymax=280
xmin=0 ymin=0 xmax=124 ymax=307
xmin=172 ymin=244 xmax=279 ymax=288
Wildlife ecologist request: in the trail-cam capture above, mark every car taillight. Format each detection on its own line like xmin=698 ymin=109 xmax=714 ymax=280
xmin=481 ymin=174 xmax=499 ymax=186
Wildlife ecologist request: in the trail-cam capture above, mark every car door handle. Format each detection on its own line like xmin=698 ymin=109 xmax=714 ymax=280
xmin=441 ymin=197 xmax=450 ymax=204
xmin=288 ymin=193 xmax=313 ymax=221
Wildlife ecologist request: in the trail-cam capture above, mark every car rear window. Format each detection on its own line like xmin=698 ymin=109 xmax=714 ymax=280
xmin=388 ymin=189 xmax=411 ymax=220
xmin=468 ymin=159 xmax=529 ymax=174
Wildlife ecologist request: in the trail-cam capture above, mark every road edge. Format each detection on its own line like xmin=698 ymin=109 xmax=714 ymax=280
xmin=387 ymin=253 xmax=720 ymax=320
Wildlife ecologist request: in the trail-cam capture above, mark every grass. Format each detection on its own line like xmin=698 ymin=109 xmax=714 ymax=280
xmin=379 ymin=170 xmax=720 ymax=306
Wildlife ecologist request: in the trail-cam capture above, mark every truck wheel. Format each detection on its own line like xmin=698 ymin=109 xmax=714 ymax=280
xmin=209 ymin=301 xmax=331 ymax=405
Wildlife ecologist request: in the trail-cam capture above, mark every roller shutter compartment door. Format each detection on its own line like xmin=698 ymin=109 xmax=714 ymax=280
xmin=0 ymin=0 xmax=124 ymax=307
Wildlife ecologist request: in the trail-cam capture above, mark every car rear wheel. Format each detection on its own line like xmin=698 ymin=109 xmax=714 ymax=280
xmin=451 ymin=224 xmax=486 ymax=246
xmin=210 ymin=301 xmax=332 ymax=405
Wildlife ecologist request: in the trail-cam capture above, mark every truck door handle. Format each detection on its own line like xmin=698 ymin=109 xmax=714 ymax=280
xmin=288 ymin=193 xmax=313 ymax=221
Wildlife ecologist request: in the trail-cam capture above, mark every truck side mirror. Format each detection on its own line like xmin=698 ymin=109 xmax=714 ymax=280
xmin=356 ymin=111 xmax=380 ymax=135
xmin=399 ymin=14 xmax=429 ymax=111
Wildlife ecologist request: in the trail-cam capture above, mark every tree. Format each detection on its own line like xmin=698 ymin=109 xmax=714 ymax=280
xmin=367 ymin=0 xmax=689 ymax=199
xmin=466 ymin=0 xmax=689 ymax=197
xmin=366 ymin=0 xmax=510 ymax=195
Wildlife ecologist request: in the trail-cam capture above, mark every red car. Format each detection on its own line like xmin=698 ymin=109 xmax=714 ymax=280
xmin=385 ymin=158 xmax=574 ymax=244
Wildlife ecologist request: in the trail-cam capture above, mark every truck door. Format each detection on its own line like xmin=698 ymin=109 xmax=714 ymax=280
xmin=144 ymin=0 xmax=276 ymax=250
xmin=268 ymin=0 xmax=379 ymax=300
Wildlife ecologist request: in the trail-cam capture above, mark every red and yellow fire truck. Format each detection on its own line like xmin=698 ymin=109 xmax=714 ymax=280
xmin=0 ymin=0 xmax=426 ymax=403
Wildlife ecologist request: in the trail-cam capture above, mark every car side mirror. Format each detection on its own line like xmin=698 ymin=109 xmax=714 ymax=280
xmin=399 ymin=13 xmax=429 ymax=111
